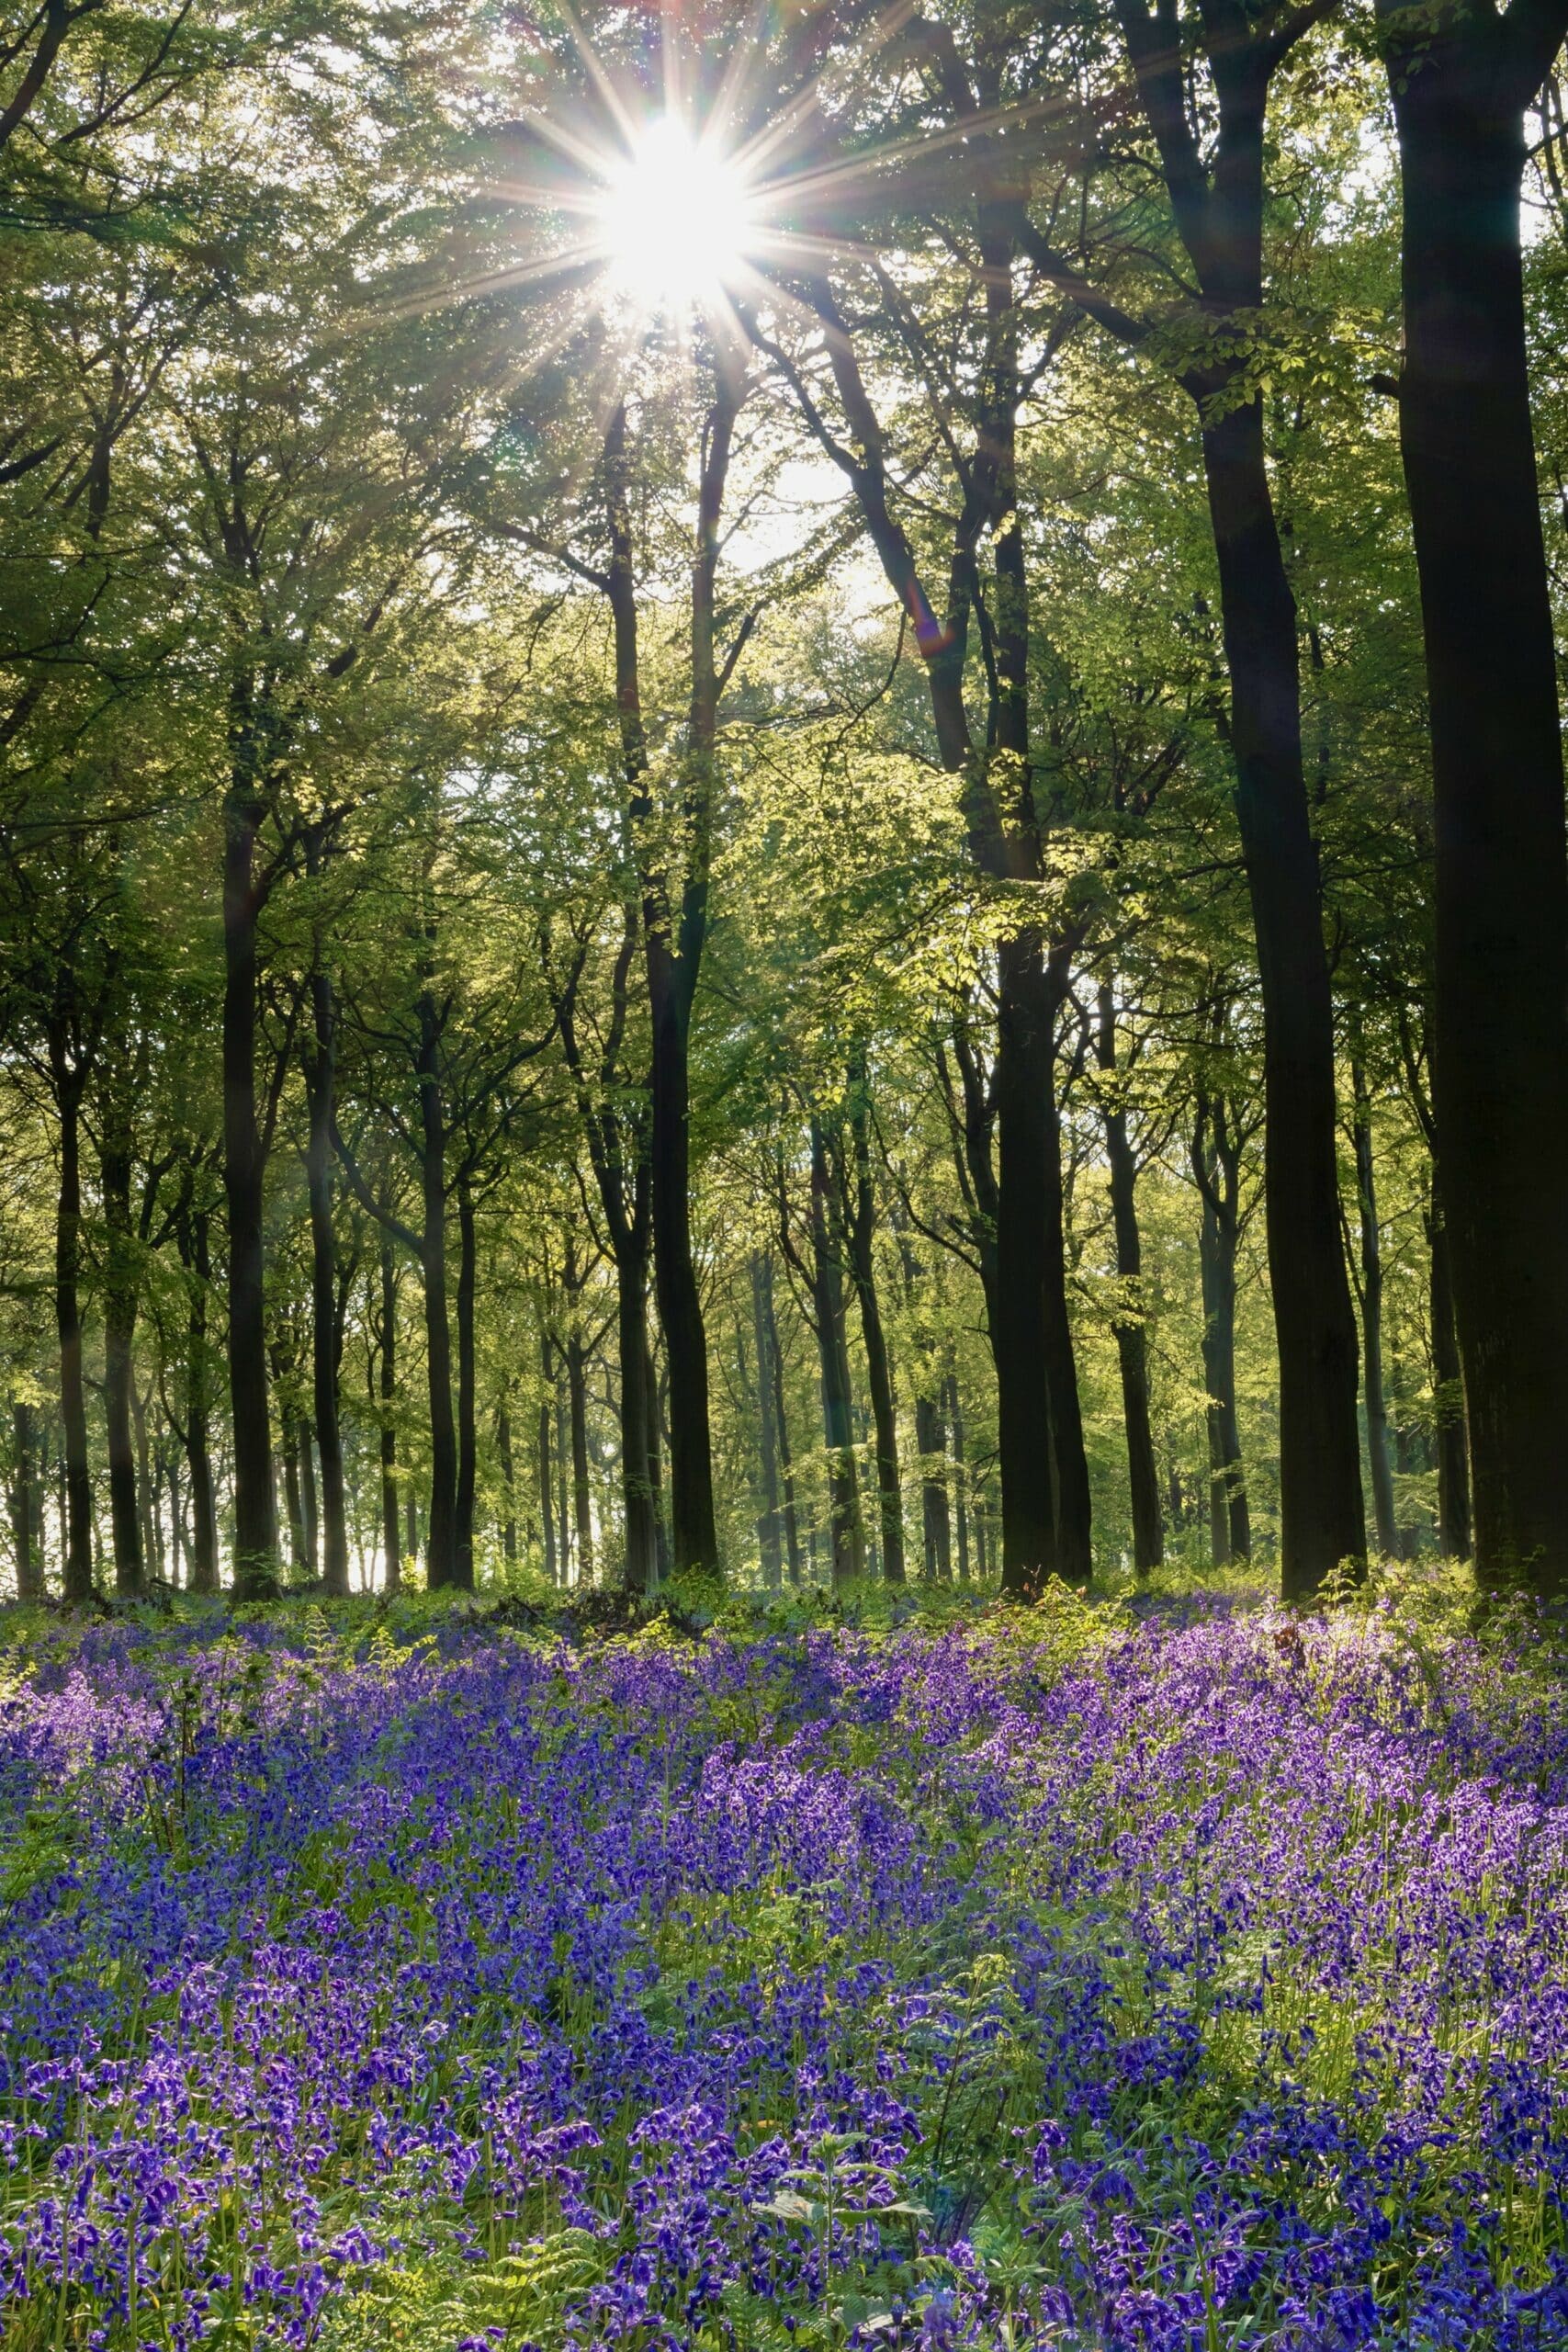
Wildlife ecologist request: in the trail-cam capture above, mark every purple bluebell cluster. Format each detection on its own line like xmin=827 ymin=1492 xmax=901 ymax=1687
xmin=1 ymin=1595 xmax=1566 ymax=2348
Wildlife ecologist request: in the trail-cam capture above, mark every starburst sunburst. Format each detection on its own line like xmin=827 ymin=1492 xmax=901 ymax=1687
xmin=596 ymin=117 xmax=758 ymax=314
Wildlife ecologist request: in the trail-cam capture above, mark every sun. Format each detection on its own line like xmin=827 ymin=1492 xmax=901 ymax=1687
xmin=597 ymin=118 xmax=757 ymax=312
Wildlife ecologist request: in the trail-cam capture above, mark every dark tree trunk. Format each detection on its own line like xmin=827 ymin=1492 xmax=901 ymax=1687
xmin=99 ymin=1100 xmax=142 ymax=1596
xmin=538 ymin=1338 xmax=557 ymax=1584
xmin=566 ymin=1329 xmax=593 ymax=1586
xmin=276 ymin=1386 xmax=307 ymax=1571
xmin=846 ymin=1076 xmax=904 ymax=1583
xmin=647 ymin=1343 xmax=671 ymax=1586
xmin=1199 ymin=398 xmax=1364 ymax=1597
xmin=808 ymin=1118 xmax=864 ymax=1589
xmin=750 ymin=1254 xmax=784 ymax=1589
xmin=299 ymin=1419 xmax=318 ymax=1574
xmin=497 ymin=1398 xmax=517 ymax=1567
xmin=11 ymin=1401 xmax=41 ymax=1600
xmin=131 ymin=1380 xmax=159 ymax=1580
xmin=1351 ymin=1058 xmax=1398 ymax=1558
xmin=52 ymin=1077 xmax=95 ymax=1602
xmin=554 ymin=1365 xmax=571 ymax=1585
xmin=415 ymin=987 xmax=460 ymax=1589
xmin=221 ymin=771 xmax=277 ymax=1595
xmin=616 ymin=1272 xmax=658 ymax=1593
xmin=1382 ymin=55 xmax=1568 ymax=1591
xmin=944 ymin=1371 xmax=972 ymax=1584
xmin=304 ymin=956 xmax=348 ymax=1596
xmin=1094 ymin=984 xmax=1163 ymax=1575
xmin=184 ymin=1204 xmax=219 ymax=1594
xmin=1193 ymin=1095 xmax=1251 ymax=1567
xmin=1427 ymin=1188 xmax=1472 ymax=1562
xmin=378 ymin=1230 xmax=400 ymax=1592
xmin=455 ymin=1172 xmax=478 ymax=1588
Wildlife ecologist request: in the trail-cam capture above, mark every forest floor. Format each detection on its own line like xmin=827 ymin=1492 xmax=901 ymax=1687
xmin=0 ymin=1566 xmax=1565 ymax=2350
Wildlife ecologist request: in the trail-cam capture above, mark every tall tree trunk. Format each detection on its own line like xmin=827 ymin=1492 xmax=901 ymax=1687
xmin=1382 ymin=49 xmax=1568 ymax=1591
xmin=11 ymin=1401 xmax=41 ymax=1600
xmin=616 ymin=1267 xmax=658 ymax=1593
xmin=1200 ymin=399 xmax=1364 ymax=1596
xmin=1427 ymin=1186 xmax=1472 ymax=1562
xmin=276 ymin=1381 xmax=307 ymax=1571
xmin=299 ymin=1414 xmax=318 ymax=1575
xmin=759 ymin=1253 xmax=802 ymax=1585
xmin=304 ymin=956 xmax=349 ymax=1596
xmin=99 ymin=1094 xmax=142 ymax=1597
xmin=553 ymin=1363 xmax=571 ymax=1585
xmin=52 ymin=1077 xmax=94 ymax=1602
xmin=221 ymin=766 xmax=277 ymax=1595
xmin=1094 ymin=984 xmax=1163 ymax=1575
xmin=184 ymin=1204 xmax=219 ymax=1594
xmin=845 ymin=1074 xmax=905 ymax=1584
xmin=538 ymin=1338 xmax=557 ymax=1585
xmin=808 ymin=1118 xmax=864 ymax=1589
xmin=647 ymin=1342 xmax=672 ymax=1586
xmin=378 ymin=1230 xmax=400 ymax=1592
xmin=131 ymin=1380 xmax=159 ymax=1580
xmin=415 ymin=987 xmax=459 ymax=1589
xmin=497 ymin=1397 xmax=517 ymax=1566
xmin=916 ymin=1393 xmax=952 ymax=1582
xmin=1351 ymin=1058 xmax=1397 ymax=1558
xmin=455 ymin=1172 xmax=478 ymax=1588
xmin=566 ymin=1329 xmax=593 ymax=1587
xmin=944 ymin=1372 xmax=972 ymax=1584
xmin=1194 ymin=1163 xmax=1249 ymax=1568
xmin=750 ymin=1253 xmax=784 ymax=1589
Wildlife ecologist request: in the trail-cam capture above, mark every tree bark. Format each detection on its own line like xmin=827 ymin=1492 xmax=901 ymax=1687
xmin=1094 ymin=985 xmax=1164 ymax=1576
xmin=1192 ymin=1087 xmax=1251 ymax=1566
xmin=566 ymin=1327 xmax=593 ymax=1587
xmin=538 ymin=1337 xmax=557 ymax=1584
xmin=1382 ymin=47 xmax=1568 ymax=1591
xmin=183 ymin=1204 xmax=219 ymax=1594
xmin=221 ymin=764 xmax=277 ymax=1595
xmin=758 ymin=1251 xmax=802 ymax=1585
xmin=496 ymin=1397 xmax=517 ymax=1566
xmin=944 ymin=1371 xmax=972 ymax=1584
xmin=750 ymin=1253 xmax=784 ymax=1589
xmin=1350 ymin=1057 xmax=1397 ymax=1558
xmin=615 ymin=1271 xmax=657 ymax=1592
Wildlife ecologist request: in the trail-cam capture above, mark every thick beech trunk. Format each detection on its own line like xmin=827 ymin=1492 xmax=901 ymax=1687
xmin=1427 ymin=1191 xmax=1472 ymax=1562
xmin=616 ymin=1273 xmax=658 ymax=1592
xmin=1200 ymin=398 xmax=1363 ymax=1596
xmin=1385 ymin=71 xmax=1568 ymax=1590
xmin=1095 ymin=986 xmax=1163 ymax=1575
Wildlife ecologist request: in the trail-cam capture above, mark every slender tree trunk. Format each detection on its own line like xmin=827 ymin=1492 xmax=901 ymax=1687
xmin=1384 ymin=68 xmax=1568 ymax=1591
xmin=808 ymin=1119 xmax=863 ymax=1589
xmin=378 ymin=1231 xmax=400 ymax=1592
xmin=944 ymin=1372 xmax=972 ymax=1584
xmin=1427 ymin=1187 xmax=1472 ymax=1562
xmin=11 ymin=1402 xmax=41 ymax=1600
xmin=915 ymin=1392 xmax=952 ymax=1582
xmin=759 ymin=1255 xmax=802 ymax=1585
xmin=497 ymin=1398 xmax=517 ymax=1567
xmin=455 ymin=1172 xmax=478 ymax=1588
xmin=616 ymin=1268 xmax=658 ymax=1593
xmin=132 ymin=1382 xmax=158 ymax=1580
xmin=1095 ymin=984 xmax=1163 ymax=1575
xmin=1351 ymin=1058 xmax=1397 ymax=1558
xmin=415 ymin=988 xmax=459 ymax=1589
xmin=750 ymin=1254 xmax=784 ymax=1589
xmin=299 ymin=1415 xmax=318 ymax=1572
xmin=846 ymin=1077 xmax=905 ymax=1583
xmin=305 ymin=959 xmax=348 ymax=1596
xmin=99 ymin=1102 xmax=142 ymax=1597
xmin=221 ymin=770 xmax=277 ymax=1594
xmin=553 ymin=1364 xmax=571 ymax=1585
xmin=538 ymin=1339 xmax=557 ymax=1585
xmin=1200 ymin=398 xmax=1364 ymax=1596
xmin=566 ymin=1329 xmax=593 ymax=1587
xmin=185 ymin=1206 xmax=219 ymax=1594
xmin=52 ymin=1078 xmax=95 ymax=1602
xmin=1193 ymin=1141 xmax=1250 ymax=1569
xmin=647 ymin=1342 xmax=671 ymax=1586
xmin=276 ymin=1386 xmax=307 ymax=1572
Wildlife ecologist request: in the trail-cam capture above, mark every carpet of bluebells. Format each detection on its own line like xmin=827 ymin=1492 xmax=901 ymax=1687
xmin=3 ymin=1579 xmax=1568 ymax=2351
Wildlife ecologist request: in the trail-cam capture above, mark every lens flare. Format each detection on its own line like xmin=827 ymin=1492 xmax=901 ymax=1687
xmin=598 ymin=118 xmax=756 ymax=311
